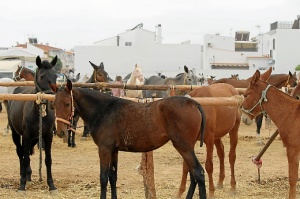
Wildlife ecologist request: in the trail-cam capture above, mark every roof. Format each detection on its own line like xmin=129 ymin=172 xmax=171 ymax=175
xmin=15 ymin=43 xmax=62 ymax=54
xmin=210 ymin=63 xmax=249 ymax=69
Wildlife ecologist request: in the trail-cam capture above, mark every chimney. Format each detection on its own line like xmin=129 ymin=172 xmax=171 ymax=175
xmin=156 ymin=24 xmax=162 ymax=44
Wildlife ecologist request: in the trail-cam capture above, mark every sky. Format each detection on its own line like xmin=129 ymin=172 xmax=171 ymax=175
xmin=1 ymin=0 xmax=299 ymax=50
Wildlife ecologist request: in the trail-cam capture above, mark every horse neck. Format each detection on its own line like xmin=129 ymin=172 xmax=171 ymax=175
xmin=268 ymin=75 xmax=289 ymax=88
xmin=262 ymin=86 xmax=297 ymax=126
xmin=22 ymin=69 xmax=35 ymax=81
xmin=72 ymin=88 xmax=105 ymax=123
xmin=127 ymin=73 xmax=142 ymax=85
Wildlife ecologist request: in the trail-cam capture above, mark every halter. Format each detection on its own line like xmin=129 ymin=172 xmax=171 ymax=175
xmin=241 ymin=83 xmax=272 ymax=117
xmin=34 ymin=69 xmax=54 ymax=94
xmin=13 ymin=66 xmax=25 ymax=81
xmin=55 ymin=90 xmax=77 ymax=133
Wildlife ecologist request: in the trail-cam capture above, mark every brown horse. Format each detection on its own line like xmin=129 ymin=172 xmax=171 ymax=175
xmin=13 ymin=65 xmax=35 ymax=81
xmin=241 ymin=68 xmax=300 ymax=199
xmin=176 ymin=83 xmax=241 ymax=199
xmin=213 ymin=70 xmax=297 ymax=143
xmin=51 ymin=79 xmax=207 ymax=199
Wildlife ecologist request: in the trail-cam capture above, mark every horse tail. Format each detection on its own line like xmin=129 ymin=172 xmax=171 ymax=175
xmin=197 ymin=103 xmax=206 ymax=147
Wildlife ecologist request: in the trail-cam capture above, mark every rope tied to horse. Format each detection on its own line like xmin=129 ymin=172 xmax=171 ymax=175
xmin=35 ymin=92 xmax=48 ymax=182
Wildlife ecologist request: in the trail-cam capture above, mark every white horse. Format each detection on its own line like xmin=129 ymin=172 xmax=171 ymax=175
xmin=0 ymin=78 xmax=16 ymax=136
xmin=125 ymin=64 xmax=144 ymax=98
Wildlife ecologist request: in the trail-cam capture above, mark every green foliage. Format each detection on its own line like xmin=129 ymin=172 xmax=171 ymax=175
xmin=295 ymin=64 xmax=300 ymax=71
xmin=50 ymin=56 xmax=63 ymax=73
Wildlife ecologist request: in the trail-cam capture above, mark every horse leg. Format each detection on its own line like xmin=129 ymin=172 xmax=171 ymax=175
xmin=43 ymin=132 xmax=57 ymax=191
xmin=175 ymin=160 xmax=189 ymax=198
xmin=255 ymin=114 xmax=264 ymax=145
xmin=176 ymin=149 xmax=206 ymax=199
xmin=227 ymin=119 xmax=239 ymax=195
xmin=205 ymin=136 xmax=216 ymax=198
xmin=99 ymin=148 xmax=112 ymax=199
xmin=286 ymin=147 xmax=300 ymax=199
xmin=82 ymin=123 xmax=90 ymax=138
xmin=214 ymin=139 xmax=225 ymax=190
xmin=109 ymin=151 xmax=118 ymax=199
xmin=18 ymin=136 xmax=31 ymax=191
xmin=12 ymin=131 xmax=23 ymax=177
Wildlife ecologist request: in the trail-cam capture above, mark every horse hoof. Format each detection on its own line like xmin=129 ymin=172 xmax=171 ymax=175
xmin=230 ymin=189 xmax=237 ymax=196
xmin=257 ymin=140 xmax=265 ymax=146
xmin=50 ymin=189 xmax=59 ymax=195
xmin=17 ymin=190 xmax=26 ymax=196
xmin=216 ymin=184 xmax=223 ymax=189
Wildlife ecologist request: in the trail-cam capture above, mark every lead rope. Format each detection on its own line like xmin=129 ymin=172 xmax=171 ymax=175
xmin=36 ymin=92 xmax=47 ymax=181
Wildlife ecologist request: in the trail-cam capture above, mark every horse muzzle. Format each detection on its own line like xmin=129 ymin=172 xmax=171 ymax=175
xmin=241 ymin=113 xmax=253 ymax=125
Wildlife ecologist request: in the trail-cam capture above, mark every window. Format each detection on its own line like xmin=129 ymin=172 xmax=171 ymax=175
xmin=125 ymin=42 xmax=132 ymax=46
xmin=273 ymin=39 xmax=275 ymax=50
xmin=270 ymin=50 xmax=273 ymax=58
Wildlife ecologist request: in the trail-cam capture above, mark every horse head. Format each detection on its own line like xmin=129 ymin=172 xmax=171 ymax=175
xmin=50 ymin=79 xmax=73 ymax=143
xmin=89 ymin=61 xmax=109 ymax=82
xmin=241 ymin=69 xmax=271 ymax=125
xmin=288 ymin=71 xmax=298 ymax=87
xmin=184 ymin=66 xmax=198 ymax=85
xmin=35 ymin=56 xmax=58 ymax=93
xmin=132 ymin=64 xmax=144 ymax=83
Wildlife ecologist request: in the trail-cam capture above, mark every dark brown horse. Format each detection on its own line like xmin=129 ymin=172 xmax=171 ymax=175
xmin=176 ymin=83 xmax=241 ymax=199
xmin=241 ymin=68 xmax=300 ymax=199
xmin=74 ymin=61 xmax=110 ymax=142
xmin=51 ymin=79 xmax=207 ymax=199
xmin=7 ymin=56 xmax=58 ymax=193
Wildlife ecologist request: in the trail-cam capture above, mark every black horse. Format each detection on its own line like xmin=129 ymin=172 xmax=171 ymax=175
xmin=7 ymin=56 xmax=58 ymax=192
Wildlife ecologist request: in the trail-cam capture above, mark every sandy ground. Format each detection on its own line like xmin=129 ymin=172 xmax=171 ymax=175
xmin=0 ymin=109 xmax=298 ymax=199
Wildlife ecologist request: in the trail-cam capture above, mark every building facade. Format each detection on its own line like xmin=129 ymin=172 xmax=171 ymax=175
xmin=75 ymin=16 xmax=300 ymax=80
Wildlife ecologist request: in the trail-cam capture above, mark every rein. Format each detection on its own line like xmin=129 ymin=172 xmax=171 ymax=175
xmin=241 ymin=82 xmax=272 ymax=117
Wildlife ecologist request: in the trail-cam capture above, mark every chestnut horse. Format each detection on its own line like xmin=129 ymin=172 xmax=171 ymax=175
xmin=13 ymin=65 xmax=35 ymax=81
xmin=7 ymin=56 xmax=58 ymax=192
xmin=176 ymin=83 xmax=241 ymax=199
xmin=51 ymin=79 xmax=207 ymax=199
xmin=125 ymin=64 xmax=144 ymax=98
xmin=213 ymin=71 xmax=297 ymax=143
xmin=241 ymin=68 xmax=300 ymax=199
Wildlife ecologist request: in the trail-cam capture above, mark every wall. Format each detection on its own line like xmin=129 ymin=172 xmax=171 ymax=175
xmin=75 ymin=44 xmax=202 ymax=79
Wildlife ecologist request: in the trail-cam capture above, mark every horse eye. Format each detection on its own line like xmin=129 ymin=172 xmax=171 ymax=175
xmin=66 ymin=102 xmax=70 ymax=107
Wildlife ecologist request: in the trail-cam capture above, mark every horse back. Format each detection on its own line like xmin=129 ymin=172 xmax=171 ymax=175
xmin=188 ymin=83 xmax=240 ymax=139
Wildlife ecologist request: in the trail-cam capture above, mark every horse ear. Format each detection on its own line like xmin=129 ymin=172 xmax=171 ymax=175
xmin=66 ymin=79 xmax=73 ymax=92
xmin=250 ymin=70 xmax=261 ymax=86
xmin=135 ymin=64 xmax=138 ymax=68
xmin=289 ymin=71 xmax=293 ymax=77
xmin=51 ymin=56 xmax=58 ymax=67
xmin=36 ymin=56 xmax=42 ymax=68
xmin=100 ymin=62 xmax=104 ymax=69
xmin=184 ymin=65 xmax=188 ymax=73
xmin=49 ymin=82 xmax=58 ymax=93
xmin=260 ymin=67 xmax=272 ymax=81
xmin=89 ymin=61 xmax=99 ymax=70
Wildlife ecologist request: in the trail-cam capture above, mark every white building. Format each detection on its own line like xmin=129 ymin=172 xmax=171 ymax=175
xmin=75 ymin=16 xmax=300 ymax=80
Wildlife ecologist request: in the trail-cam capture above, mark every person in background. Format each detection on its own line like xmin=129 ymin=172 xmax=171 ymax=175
xmin=111 ymin=76 xmax=125 ymax=97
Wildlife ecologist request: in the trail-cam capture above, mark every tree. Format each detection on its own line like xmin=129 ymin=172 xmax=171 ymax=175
xmin=295 ymin=64 xmax=300 ymax=71
xmin=50 ymin=56 xmax=63 ymax=73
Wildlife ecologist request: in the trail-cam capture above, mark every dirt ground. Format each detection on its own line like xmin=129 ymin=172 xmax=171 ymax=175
xmin=0 ymin=109 xmax=298 ymax=199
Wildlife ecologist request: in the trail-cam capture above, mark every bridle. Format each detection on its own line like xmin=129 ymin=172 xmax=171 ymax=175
xmin=13 ymin=66 xmax=25 ymax=81
xmin=241 ymin=82 xmax=272 ymax=117
xmin=55 ymin=90 xmax=77 ymax=133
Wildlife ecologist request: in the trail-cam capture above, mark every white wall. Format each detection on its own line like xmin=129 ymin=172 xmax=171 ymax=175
xmin=75 ymin=44 xmax=202 ymax=79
